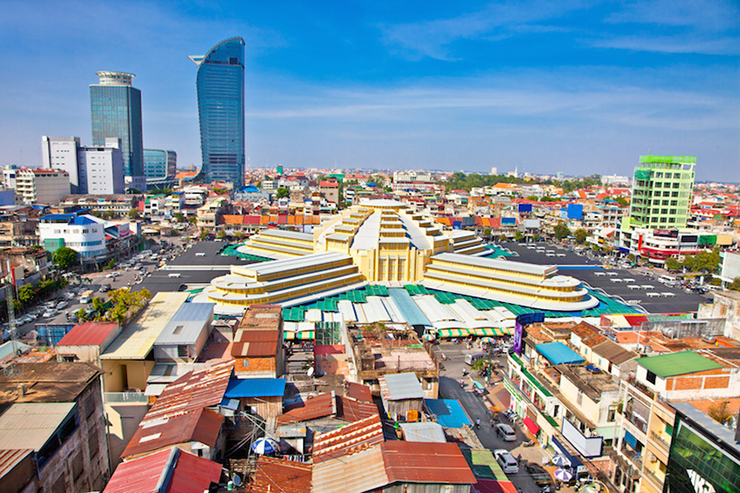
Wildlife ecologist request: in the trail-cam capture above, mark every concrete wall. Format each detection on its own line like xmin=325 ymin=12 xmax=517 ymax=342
xmin=105 ymin=400 xmax=148 ymax=469
xmin=102 ymin=359 xmax=155 ymax=392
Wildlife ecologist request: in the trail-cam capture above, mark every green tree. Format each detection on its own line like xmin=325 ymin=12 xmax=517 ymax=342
xmin=199 ymin=229 xmax=209 ymax=241
xmin=526 ymin=195 xmax=538 ymax=201
xmin=76 ymin=308 xmax=88 ymax=322
xmin=553 ymin=221 xmax=571 ymax=241
xmin=574 ymin=228 xmax=588 ymax=245
xmin=728 ymin=278 xmax=740 ymax=291
xmin=174 ymin=212 xmax=185 ymax=223
xmin=514 ymin=231 xmax=524 ymax=242
xmin=53 ymin=246 xmax=79 ymax=271
xmin=276 ymin=187 xmax=289 ymax=199
xmin=482 ymin=228 xmax=491 ymax=238
xmin=614 ymin=196 xmax=629 ymax=207
xmin=216 ymin=230 xmax=226 ymax=240
xmin=128 ymin=208 xmax=141 ymax=219
xmin=18 ymin=284 xmax=35 ymax=305
xmin=708 ymin=401 xmax=734 ymax=425
xmin=105 ymin=258 xmax=117 ymax=270
xmin=665 ymin=257 xmax=681 ymax=272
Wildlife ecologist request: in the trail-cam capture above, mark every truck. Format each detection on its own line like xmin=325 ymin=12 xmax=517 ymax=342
xmin=79 ymin=290 xmax=94 ymax=304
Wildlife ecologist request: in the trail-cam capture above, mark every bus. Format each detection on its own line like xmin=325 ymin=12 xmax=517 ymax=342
xmin=79 ymin=290 xmax=94 ymax=304
xmin=465 ymin=352 xmax=487 ymax=366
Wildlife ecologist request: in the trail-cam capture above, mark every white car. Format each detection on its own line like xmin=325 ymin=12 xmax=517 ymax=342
xmin=42 ymin=310 xmax=57 ymax=318
xmin=494 ymin=449 xmax=519 ymax=474
xmin=494 ymin=423 xmax=517 ymax=442
xmin=106 ymin=272 xmax=120 ymax=278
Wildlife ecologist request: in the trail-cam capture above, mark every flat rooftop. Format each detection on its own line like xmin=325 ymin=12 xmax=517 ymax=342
xmin=0 ymin=362 xmax=102 ymax=404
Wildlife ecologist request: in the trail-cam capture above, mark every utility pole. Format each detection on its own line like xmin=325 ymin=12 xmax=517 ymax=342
xmin=5 ymin=260 xmax=16 ymax=341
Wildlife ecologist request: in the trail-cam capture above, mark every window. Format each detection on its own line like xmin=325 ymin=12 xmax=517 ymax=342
xmin=646 ymin=370 xmax=657 ymax=384
xmin=71 ymin=451 xmax=84 ymax=480
xmin=177 ymin=345 xmax=188 ymax=358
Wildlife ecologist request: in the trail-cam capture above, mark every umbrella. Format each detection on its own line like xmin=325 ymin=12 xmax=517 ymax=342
xmin=480 ymin=337 xmax=494 ymax=343
xmin=422 ymin=334 xmax=436 ymax=341
xmin=551 ymin=455 xmax=571 ymax=467
xmin=555 ymin=469 xmax=573 ymax=482
xmin=251 ymin=437 xmax=279 ymax=455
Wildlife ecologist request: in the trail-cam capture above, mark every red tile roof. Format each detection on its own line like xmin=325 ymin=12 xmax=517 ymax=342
xmin=252 ymin=456 xmax=312 ymax=492
xmin=312 ymin=415 xmax=384 ymax=464
xmin=381 ymin=441 xmax=476 ymax=485
xmin=145 ymin=361 xmax=234 ymax=422
xmin=277 ymin=392 xmax=336 ymax=425
xmin=122 ymin=408 xmax=224 ymax=459
xmin=56 ymin=321 xmax=119 ymax=347
xmin=104 ymin=448 xmax=221 ymax=493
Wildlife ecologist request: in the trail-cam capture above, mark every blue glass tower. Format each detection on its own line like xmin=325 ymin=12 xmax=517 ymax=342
xmin=90 ymin=71 xmax=146 ymax=192
xmin=190 ymin=37 xmax=245 ymax=186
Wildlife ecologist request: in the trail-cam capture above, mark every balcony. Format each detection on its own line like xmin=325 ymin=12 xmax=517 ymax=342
xmin=649 ymin=430 xmax=670 ymax=451
xmin=625 ymin=411 xmax=648 ymax=434
xmin=642 ymin=466 xmax=666 ymax=492
xmin=620 ymin=443 xmax=644 ymax=470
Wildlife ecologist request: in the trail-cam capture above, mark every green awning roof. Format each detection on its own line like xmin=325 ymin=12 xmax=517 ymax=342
xmin=637 ymin=351 xmax=722 ymax=378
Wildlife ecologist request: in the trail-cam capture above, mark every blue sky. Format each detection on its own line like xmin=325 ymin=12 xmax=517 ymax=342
xmin=0 ymin=0 xmax=738 ymax=181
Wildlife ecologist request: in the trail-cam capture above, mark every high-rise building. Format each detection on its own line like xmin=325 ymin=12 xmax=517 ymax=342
xmin=627 ymin=155 xmax=695 ymax=229
xmin=41 ymin=136 xmax=125 ymax=194
xmin=189 ymin=37 xmax=245 ymax=186
xmin=90 ymin=71 xmax=146 ymax=192
xmin=144 ymin=148 xmax=177 ymax=185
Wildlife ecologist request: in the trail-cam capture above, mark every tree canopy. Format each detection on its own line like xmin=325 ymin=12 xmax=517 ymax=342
xmin=53 ymin=247 xmax=78 ymax=271
xmin=553 ymin=221 xmax=571 ymax=240
xmin=574 ymin=228 xmax=588 ymax=245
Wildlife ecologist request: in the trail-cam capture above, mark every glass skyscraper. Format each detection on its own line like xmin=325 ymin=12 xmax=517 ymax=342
xmin=90 ymin=71 xmax=146 ymax=192
xmin=144 ymin=149 xmax=177 ymax=182
xmin=190 ymin=37 xmax=245 ymax=186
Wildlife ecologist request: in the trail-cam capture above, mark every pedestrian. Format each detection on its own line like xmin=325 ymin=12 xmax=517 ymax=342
xmin=476 ymin=418 xmax=481 ymax=429
xmin=517 ymin=453 xmax=522 ymax=463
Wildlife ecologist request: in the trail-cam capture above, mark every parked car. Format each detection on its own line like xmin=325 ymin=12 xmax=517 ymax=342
xmin=494 ymin=423 xmax=517 ymax=442
xmin=106 ymin=272 xmax=120 ymax=278
xmin=100 ymin=284 xmax=112 ymax=293
xmin=525 ymin=463 xmax=554 ymax=488
xmin=42 ymin=309 xmax=57 ymax=318
xmin=493 ymin=449 xmax=519 ymax=474
xmin=56 ymin=301 xmax=68 ymax=310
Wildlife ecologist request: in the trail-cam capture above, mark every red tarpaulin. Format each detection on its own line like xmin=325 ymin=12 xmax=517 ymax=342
xmin=523 ymin=416 xmax=540 ymax=435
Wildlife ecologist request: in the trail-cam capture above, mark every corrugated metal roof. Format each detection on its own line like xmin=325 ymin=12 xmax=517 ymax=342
xmin=224 ymin=378 xmax=286 ymax=398
xmin=104 ymin=447 xmax=221 ymax=493
xmin=312 ymin=443 xmax=388 ymax=493
xmin=536 ymin=342 xmax=585 ymax=366
xmin=380 ymin=372 xmax=424 ymax=401
xmin=638 ymin=351 xmax=723 ymax=378
xmin=591 ymin=339 xmax=637 ymax=365
xmin=312 ymin=415 xmax=384 ymax=464
xmin=0 ymin=448 xmax=33 ymax=481
xmin=424 ymin=399 xmax=472 ymax=428
xmin=251 ymin=456 xmax=312 ymax=493
xmin=0 ymin=402 xmax=76 ymax=451
xmin=155 ymin=302 xmax=214 ymax=346
xmin=382 ymin=441 xmax=476 ymax=485
xmin=338 ymin=396 xmax=379 ymax=422
xmin=56 ymin=321 xmax=119 ymax=347
xmin=399 ymin=422 xmax=446 ymax=443
xmin=145 ymin=361 xmax=234 ymax=422
xmin=102 ymin=292 xmax=190 ymax=360
xmin=345 ymin=382 xmax=373 ymax=402
xmin=277 ymin=392 xmax=335 ymax=425
xmin=122 ymin=408 xmax=224 ymax=459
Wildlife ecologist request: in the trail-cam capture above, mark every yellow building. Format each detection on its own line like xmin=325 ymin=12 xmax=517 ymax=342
xmin=205 ymin=199 xmax=597 ymax=311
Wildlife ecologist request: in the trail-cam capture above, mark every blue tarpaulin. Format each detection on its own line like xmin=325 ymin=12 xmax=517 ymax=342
xmin=424 ymin=399 xmax=472 ymax=428
xmin=623 ymin=430 xmax=637 ymax=449
xmin=536 ymin=342 xmax=585 ymax=365
xmin=225 ymin=378 xmax=286 ymax=398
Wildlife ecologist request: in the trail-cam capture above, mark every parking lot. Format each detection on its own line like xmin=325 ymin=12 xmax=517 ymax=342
xmin=501 ymin=241 xmax=710 ymax=314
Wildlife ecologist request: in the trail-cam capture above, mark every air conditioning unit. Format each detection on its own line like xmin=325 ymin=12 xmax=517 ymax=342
xmin=648 ymin=452 xmax=658 ymax=463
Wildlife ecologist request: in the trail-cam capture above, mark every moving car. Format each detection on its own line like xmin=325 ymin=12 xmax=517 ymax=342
xmin=100 ymin=284 xmax=112 ymax=293
xmin=493 ymin=449 xmax=519 ymax=474
xmin=494 ymin=423 xmax=517 ymax=442
xmin=106 ymin=272 xmax=120 ymax=278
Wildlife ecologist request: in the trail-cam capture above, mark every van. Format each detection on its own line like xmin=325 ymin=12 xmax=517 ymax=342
xmin=464 ymin=352 xmax=487 ymax=366
xmin=79 ymin=290 xmax=94 ymax=304
xmin=168 ymin=273 xmax=181 ymax=278
xmin=658 ymin=275 xmax=676 ymax=286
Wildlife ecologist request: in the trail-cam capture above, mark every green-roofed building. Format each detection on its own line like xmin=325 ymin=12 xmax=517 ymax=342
xmin=637 ymin=351 xmax=721 ymax=379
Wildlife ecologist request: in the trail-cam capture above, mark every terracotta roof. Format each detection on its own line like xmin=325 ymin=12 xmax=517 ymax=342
xmin=382 ymin=441 xmax=476 ymax=485
xmin=312 ymin=415 xmax=384 ymax=464
xmin=277 ymin=392 xmax=336 ymax=425
xmin=345 ymin=382 xmax=373 ymax=402
xmin=56 ymin=321 xmax=119 ymax=347
xmin=122 ymin=408 xmax=224 ymax=459
xmin=145 ymin=361 xmax=234 ymax=422
xmin=251 ymin=456 xmax=312 ymax=493
xmin=104 ymin=447 xmax=221 ymax=493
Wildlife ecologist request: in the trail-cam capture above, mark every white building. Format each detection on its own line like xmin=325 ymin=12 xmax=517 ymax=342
xmin=41 ymin=136 xmax=125 ymax=194
xmin=39 ymin=213 xmax=107 ymax=258
xmin=15 ymin=169 xmax=70 ymax=205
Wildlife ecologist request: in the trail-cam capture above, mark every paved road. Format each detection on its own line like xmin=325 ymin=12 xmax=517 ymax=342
xmin=435 ymin=342 xmax=550 ymax=492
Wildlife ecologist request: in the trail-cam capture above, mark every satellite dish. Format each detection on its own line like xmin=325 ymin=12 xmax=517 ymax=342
xmin=232 ymin=474 xmax=241 ymax=487
xmin=307 ymin=367 xmax=315 ymax=377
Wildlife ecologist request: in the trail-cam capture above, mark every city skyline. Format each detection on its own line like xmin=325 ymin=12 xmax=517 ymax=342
xmin=0 ymin=0 xmax=738 ymax=181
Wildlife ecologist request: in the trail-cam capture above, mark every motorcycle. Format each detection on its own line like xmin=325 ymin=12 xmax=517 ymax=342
xmin=460 ymin=379 xmax=466 ymax=388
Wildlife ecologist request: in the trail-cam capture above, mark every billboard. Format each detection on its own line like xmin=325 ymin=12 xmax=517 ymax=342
xmin=501 ymin=217 xmax=516 ymax=226
xmin=566 ymin=204 xmax=583 ymax=220
xmin=518 ymin=203 xmax=533 ymax=213
xmin=654 ymin=229 xmax=679 ymax=238
xmin=525 ymin=219 xmax=541 ymax=229
xmin=562 ymin=419 xmax=603 ymax=458
xmin=513 ymin=313 xmax=544 ymax=356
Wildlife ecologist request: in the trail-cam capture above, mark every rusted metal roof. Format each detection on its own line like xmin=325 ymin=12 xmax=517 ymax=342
xmin=121 ymin=408 xmax=224 ymax=459
xmin=145 ymin=361 xmax=234 ymax=421
xmin=239 ymin=305 xmax=282 ymax=329
xmin=382 ymin=441 xmax=476 ymax=485
xmin=345 ymin=382 xmax=373 ymax=402
xmin=234 ymin=329 xmax=279 ymax=343
xmin=251 ymin=456 xmax=312 ymax=493
xmin=570 ymin=321 xmax=599 ymax=340
xmin=277 ymin=392 xmax=336 ymax=425
xmin=312 ymin=443 xmax=388 ymax=493
xmin=0 ymin=361 xmax=102 ymax=404
xmin=104 ymin=447 xmax=221 ymax=493
xmin=312 ymin=414 xmax=384 ymax=464
xmin=56 ymin=321 xmax=119 ymax=347
xmin=337 ymin=396 xmax=379 ymax=422
xmin=231 ymin=340 xmax=277 ymax=358
xmin=0 ymin=448 xmax=33 ymax=481
xmin=592 ymin=339 xmax=637 ymax=365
